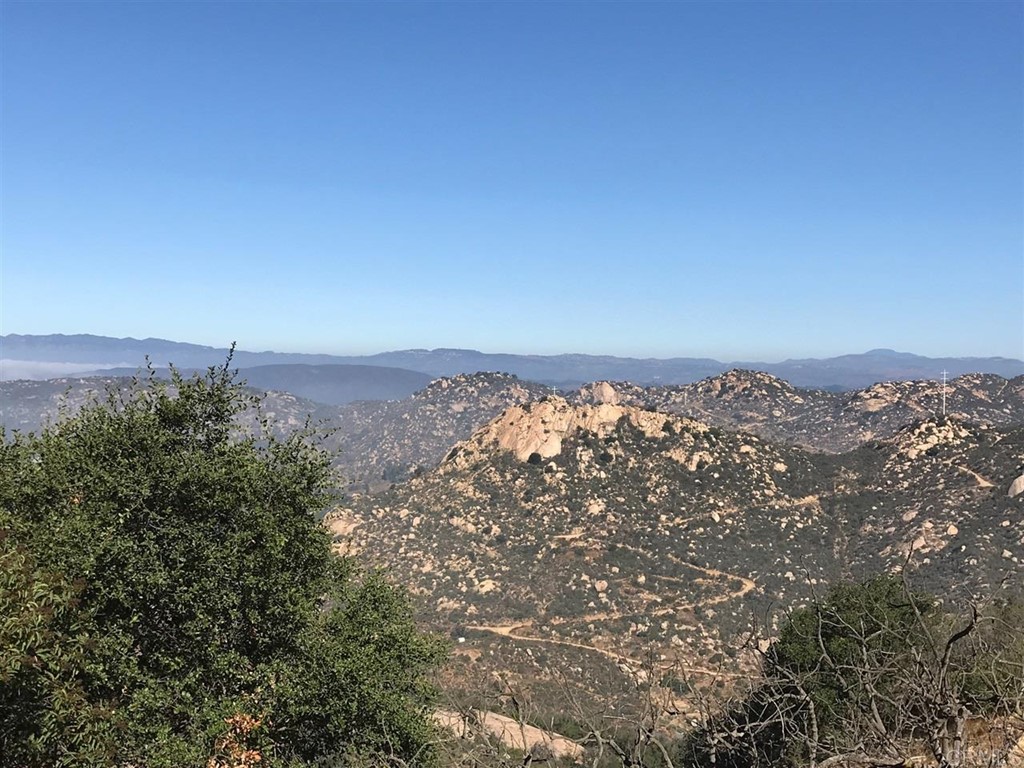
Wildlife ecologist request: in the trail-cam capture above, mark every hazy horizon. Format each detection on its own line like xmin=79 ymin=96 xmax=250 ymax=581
xmin=4 ymin=331 xmax=1023 ymax=364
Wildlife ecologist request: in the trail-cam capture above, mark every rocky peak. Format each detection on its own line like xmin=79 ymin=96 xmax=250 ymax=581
xmin=416 ymin=371 xmax=528 ymax=399
xmin=955 ymin=372 xmax=1007 ymax=389
xmin=578 ymin=381 xmax=621 ymax=405
xmin=693 ymin=369 xmax=798 ymax=400
xmin=846 ymin=379 xmax=946 ymax=416
xmin=442 ymin=396 xmax=704 ymax=469
xmin=572 ymin=380 xmax=653 ymax=406
xmin=886 ymin=416 xmax=975 ymax=461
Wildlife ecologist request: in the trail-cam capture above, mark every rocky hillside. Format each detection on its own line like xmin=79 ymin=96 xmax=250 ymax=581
xmin=843 ymin=417 xmax=1024 ymax=594
xmin=0 ymin=371 xmax=553 ymax=489
xmin=332 ymin=397 xmax=1024 ymax=711
xmin=5 ymin=370 xmax=1022 ymax=492
xmin=576 ymin=369 xmax=1024 ymax=452
xmin=324 ymin=373 xmax=553 ymax=489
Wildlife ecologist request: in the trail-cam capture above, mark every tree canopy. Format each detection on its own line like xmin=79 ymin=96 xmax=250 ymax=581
xmin=680 ymin=575 xmax=1024 ymax=768
xmin=0 ymin=360 xmax=445 ymax=767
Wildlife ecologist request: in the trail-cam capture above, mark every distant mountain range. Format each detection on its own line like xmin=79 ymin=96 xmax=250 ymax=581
xmin=3 ymin=333 xmax=1022 ymax=390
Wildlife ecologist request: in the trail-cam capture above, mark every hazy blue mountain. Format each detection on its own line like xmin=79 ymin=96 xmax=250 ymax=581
xmin=231 ymin=364 xmax=432 ymax=405
xmin=74 ymin=364 xmax=432 ymax=405
xmin=0 ymin=334 xmax=357 ymax=371
xmin=3 ymin=334 xmax=1022 ymax=390
xmin=761 ymin=349 xmax=1024 ymax=389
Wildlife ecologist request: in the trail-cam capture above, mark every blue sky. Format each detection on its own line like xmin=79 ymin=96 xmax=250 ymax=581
xmin=2 ymin=1 xmax=1021 ymax=360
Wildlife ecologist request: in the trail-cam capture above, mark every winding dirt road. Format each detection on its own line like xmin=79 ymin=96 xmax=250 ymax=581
xmin=466 ymin=543 xmax=755 ymax=680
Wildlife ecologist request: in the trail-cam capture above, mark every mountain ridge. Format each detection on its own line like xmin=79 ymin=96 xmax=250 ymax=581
xmin=4 ymin=368 xmax=1022 ymax=488
xmin=4 ymin=333 xmax=1022 ymax=389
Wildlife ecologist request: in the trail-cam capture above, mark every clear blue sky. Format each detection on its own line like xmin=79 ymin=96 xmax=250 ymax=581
xmin=2 ymin=1 xmax=1022 ymax=361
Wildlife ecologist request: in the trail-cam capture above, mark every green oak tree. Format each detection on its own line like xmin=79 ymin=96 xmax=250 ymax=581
xmin=0 ymin=358 xmax=446 ymax=767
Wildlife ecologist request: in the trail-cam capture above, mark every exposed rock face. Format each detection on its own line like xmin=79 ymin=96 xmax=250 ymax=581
xmin=1009 ymin=475 xmax=1024 ymax=498
xmin=434 ymin=710 xmax=583 ymax=760
xmin=577 ymin=380 xmax=624 ymax=405
xmin=441 ymin=396 xmax=703 ymax=468
xmin=850 ymin=381 xmax=927 ymax=414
